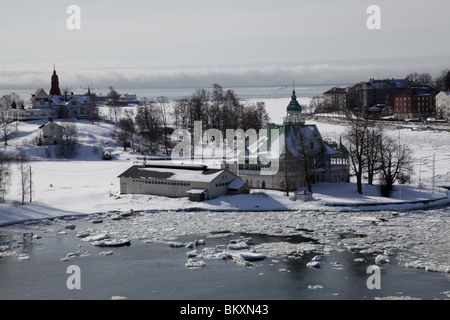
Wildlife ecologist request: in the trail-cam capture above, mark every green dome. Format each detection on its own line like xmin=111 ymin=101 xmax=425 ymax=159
xmin=286 ymin=90 xmax=302 ymax=112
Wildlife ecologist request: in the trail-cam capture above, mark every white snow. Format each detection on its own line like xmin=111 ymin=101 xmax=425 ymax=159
xmin=0 ymin=100 xmax=449 ymax=274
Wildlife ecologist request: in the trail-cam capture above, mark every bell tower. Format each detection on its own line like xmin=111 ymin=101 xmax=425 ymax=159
xmin=50 ymin=64 xmax=62 ymax=96
xmin=284 ymin=82 xmax=304 ymax=125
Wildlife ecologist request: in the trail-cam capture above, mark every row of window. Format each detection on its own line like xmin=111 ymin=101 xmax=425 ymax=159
xmin=396 ymin=102 xmax=433 ymax=107
xmin=216 ymin=182 xmax=230 ymax=187
xmin=395 ymin=107 xmax=432 ymax=112
xmin=396 ymin=96 xmax=433 ymax=101
xmin=132 ymin=179 xmax=191 ymax=187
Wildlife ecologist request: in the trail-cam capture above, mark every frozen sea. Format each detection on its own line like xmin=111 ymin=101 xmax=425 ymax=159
xmin=0 ymin=210 xmax=449 ymax=301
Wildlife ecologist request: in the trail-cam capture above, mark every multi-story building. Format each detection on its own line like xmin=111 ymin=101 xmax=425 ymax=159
xmin=393 ymin=85 xmax=438 ymax=120
xmin=323 ymin=87 xmax=347 ymax=111
xmin=347 ymin=78 xmax=410 ymax=113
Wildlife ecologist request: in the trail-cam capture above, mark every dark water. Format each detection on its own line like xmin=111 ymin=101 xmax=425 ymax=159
xmin=0 ymin=218 xmax=449 ymax=301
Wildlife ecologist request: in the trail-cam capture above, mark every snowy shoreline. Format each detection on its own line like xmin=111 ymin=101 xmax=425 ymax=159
xmin=1 ymin=181 xmax=448 ymax=226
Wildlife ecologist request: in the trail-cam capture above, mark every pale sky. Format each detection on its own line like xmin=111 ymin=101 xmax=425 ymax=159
xmin=1 ymin=0 xmax=449 ymax=89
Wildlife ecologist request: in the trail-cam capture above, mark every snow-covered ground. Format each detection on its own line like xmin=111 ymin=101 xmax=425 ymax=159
xmin=0 ymin=99 xmax=449 ymax=275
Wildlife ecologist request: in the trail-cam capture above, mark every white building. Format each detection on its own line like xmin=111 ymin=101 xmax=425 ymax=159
xmin=118 ymin=163 xmax=246 ymax=201
xmin=38 ymin=118 xmax=63 ymax=145
xmin=436 ymin=91 xmax=450 ymax=120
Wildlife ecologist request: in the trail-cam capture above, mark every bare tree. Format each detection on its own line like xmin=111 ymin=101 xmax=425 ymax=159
xmin=172 ymin=98 xmax=190 ymax=130
xmin=0 ymin=93 xmax=21 ymax=146
xmin=17 ymin=150 xmax=30 ymax=205
xmin=0 ymin=111 xmax=15 ymax=146
xmin=309 ymin=96 xmax=323 ymax=114
xmin=344 ymin=118 xmax=370 ymax=194
xmin=188 ymin=89 xmax=209 ymax=132
xmin=0 ymin=151 xmax=10 ymax=202
xmin=115 ymin=110 xmax=136 ymax=152
xmin=365 ymin=124 xmax=383 ymax=185
xmin=378 ymin=136 xmax=413 ymax=197
xmin=59 ymin=122 xmax=79 ymax=158
xmin=86 ymin=90 xmax=99 ymax=124
xmin=107 ymin=86 xmax=121 ymax=122
xmin=136 ymin=99 xmax=162 ymax=154
xmin=157 ymin=96 xmax=171 ymax=155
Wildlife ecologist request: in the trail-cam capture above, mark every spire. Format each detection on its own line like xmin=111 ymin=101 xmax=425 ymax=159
xmin=284 ymin=80 xmax=304 ymax=125
xmin=286 ymin=83 xmax=302 ymax=112
xmin=50 ymin=64 xmax=62 ymax=96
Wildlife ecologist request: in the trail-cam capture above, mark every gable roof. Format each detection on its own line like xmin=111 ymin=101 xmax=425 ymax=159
xmin=118 ymin=164 xmax=231 ymax=183
xmin=29 ymin=88 xmax=50 ymax=103
xmin=38 ymin=118 xmax=61 ymax=129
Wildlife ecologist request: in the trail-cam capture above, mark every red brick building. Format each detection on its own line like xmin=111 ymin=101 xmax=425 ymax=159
xmin=393 ymin=85 xmax=438 ymax=120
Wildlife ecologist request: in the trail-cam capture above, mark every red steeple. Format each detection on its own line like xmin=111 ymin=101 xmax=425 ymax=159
xmin=50 ymin=64 xmax=62 ymax=96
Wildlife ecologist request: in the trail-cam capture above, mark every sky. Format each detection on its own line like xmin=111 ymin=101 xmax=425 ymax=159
xmin=1 ymin=0 xmax=450 ymax=90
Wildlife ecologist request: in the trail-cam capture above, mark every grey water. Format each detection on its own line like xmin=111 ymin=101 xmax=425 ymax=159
xmin=0 ymin=215 xmax=449 ymax=300
xmin=0 ymin=83 xmax=341 ymax=103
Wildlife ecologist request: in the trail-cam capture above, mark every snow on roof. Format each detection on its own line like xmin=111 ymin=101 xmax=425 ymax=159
xmin=118 ymin=164 xmax=226 ymax=183
xmin=50 ymin=94 xmax=92 ymax=106
xmin=323 ymin=143 xmax=342 ymax=155
xmin=323 ymin=87 xmax=347 ymax=94
xmin=38 ymin=119 xmax=62 ymax=129
xmin=285 ymin=125 xmax=317 ymax=157
xmin=186 ymin=188 xmax=208 ymax=194
xmin=228 ymin=179 xmax=246 ymax=190
xmin=369 ymin=78 xmax=410 ymax=89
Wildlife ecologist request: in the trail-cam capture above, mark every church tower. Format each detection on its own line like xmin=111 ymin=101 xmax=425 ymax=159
xmin=284 ymin=86 xmax=304 ymax=125
xmin=50 ymin=64 xmax=62 ymax=96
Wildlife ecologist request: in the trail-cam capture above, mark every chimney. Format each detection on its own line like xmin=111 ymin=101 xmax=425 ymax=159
xmin=64 ymin=91 xmax=67 ymax=101
xmin=48 ymin=117 xmax=53 ymax=122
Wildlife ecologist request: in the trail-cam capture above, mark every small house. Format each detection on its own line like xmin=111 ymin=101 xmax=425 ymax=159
xmin=38 ymin=118 xmax=63 ymax=145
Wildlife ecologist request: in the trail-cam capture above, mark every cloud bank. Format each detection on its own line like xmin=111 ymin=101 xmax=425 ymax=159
xmin=0 ymin=63 xmax=446 ymax=91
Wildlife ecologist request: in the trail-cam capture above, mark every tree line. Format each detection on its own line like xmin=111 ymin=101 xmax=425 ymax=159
xmin=110 ymin=84 xmax=270 ymax=155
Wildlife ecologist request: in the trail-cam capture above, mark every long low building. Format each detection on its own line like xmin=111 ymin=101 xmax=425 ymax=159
xmin=118 ymin=163 xmax=244 ymax=201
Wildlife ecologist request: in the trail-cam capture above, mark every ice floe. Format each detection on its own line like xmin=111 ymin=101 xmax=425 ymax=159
xmin=185 ymin=259 xmax=206 ymax=268
xmin=91 ymin=238 xmax=131 ymax=247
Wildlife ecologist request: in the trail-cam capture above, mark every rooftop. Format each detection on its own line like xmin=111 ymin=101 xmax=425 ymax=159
xmin=286 ymin=90 xmax=302 ymax=112
xmin=118 ymin=164 xmax=227 ymax=183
